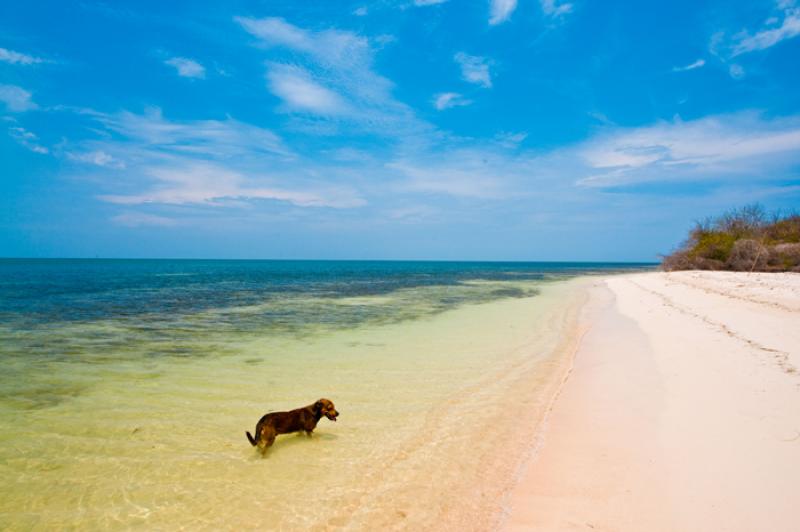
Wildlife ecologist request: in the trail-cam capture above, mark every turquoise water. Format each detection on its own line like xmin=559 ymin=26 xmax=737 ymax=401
xmin=0 ymin=260 xmax=651 ymax=529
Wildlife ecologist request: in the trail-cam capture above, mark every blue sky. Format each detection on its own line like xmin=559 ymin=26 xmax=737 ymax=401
xmin=1 ymin=0 xmax=799 ymax=260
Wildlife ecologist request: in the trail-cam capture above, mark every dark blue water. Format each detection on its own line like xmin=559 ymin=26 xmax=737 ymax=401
xmin=0 ymin=259 xmax=653 ymax=325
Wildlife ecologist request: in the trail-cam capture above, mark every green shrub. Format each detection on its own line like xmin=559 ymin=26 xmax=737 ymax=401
xmin=690 ymin=231 xmax=737 ymax=262
xmin=662 ymin=205 xmax=800 ymax=272
xmin=765 ymin=215 xmax=800 ymax=243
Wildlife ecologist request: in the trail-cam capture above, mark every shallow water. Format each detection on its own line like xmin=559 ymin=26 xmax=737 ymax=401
xmin=0 ymin=260 xmax=649 ymax=530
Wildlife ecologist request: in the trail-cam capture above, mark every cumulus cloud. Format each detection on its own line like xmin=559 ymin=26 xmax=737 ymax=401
xmin=433 ymin=92 xmax=471 ymax=110
xmin=0 ymin=47 xmax=44 ymax=65
xmin=0 ymin=84 xmax=37 ymax=112
xmin=489 ymin=0 xmax=517 ymax=25
xmin=164 ymin=57 xmax=206 ymax=79
xmin=454 ymin=52 xmax=492 ymax=88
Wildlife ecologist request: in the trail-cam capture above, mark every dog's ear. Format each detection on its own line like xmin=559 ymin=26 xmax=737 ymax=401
xmin=313 ymin=400 xmax=323 ymax=412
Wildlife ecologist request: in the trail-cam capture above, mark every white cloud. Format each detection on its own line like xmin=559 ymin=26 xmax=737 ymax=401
xmin=495 ymin=131 xmax=527 ymax=147
xmin=708 ymin=30 xmax=726 ymax=57
xmin=90 ymin=107 xmax=291 ymax=158
xmin=57 ymin=100 xmax=800 ymax=233
xmin=164 ymin=57 xmax=206 ymax=79
xmin=236 ymin=17 xmax=315 ymax=52
xmin=8 ymin=125 xmax=48 ymax=153
xmin=235 ymin=16 xmax=378 ymax=75
xmin=0 ymin=84 xmax=37 ymax=112
xmin=353 ymin=6 xmax=368 ymax=16
xmin=0 ymin=47 xmax=44 ymax=65
xmin=489 ymin=0 xmax=517 ymax=25
xmin=454 ymin=52 xmax=492 ymax=88
xmin=235 ymin=16 xmax=426 ymax=135
xmin=389 ymin=158 xmax=509 ymax=198
xmin=731 ymin=4 xmax=800 ymax=56
xmin=112 ymin=212 xmax=178 ymax=227
xmin=67 ymin=108 xmax=365 ymax=210
xmin=44 ymin=17 xmax=800 ymax=232
xmin=385 ymin=204 xmax=438 ymax=223
xmin=433 ymin=92 xmax=471 ymax=110
xmin=576 ymin=112 xmax=800 ymax=187
xmin=377 ymin=111 xmax=800 ymax=207
xmin=415 ymin=0 xmax=449 ymax=6
xmin=673 ymin=58 xmax=706 ymax=72
xmin=713 ymin=2 xmax=800 ymax=58
xmin=380 ymin=111 xmax=800 ymax=205
xmin=266 ymin=64 xmax=348 ymax=114
xmin=729 ymin=64 xmax=745 ymax=79
xmin=540 ymin=0 xmax=573 ymax=18
xmin=384 ymin=138 xmax=556 ymax=201
xmin=99 ymin=162 xmax=363 ymax=208
xmin=67 ymin=150 xmax=125 ymax=168
xmin=214 ymin=63 xmax=232 ymax=77
xmin=587 ymin=111 xmax=616 ymax=125
xmin=385 ymin=112 xmax=800 ymax=200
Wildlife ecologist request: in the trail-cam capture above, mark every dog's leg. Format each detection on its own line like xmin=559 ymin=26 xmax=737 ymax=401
xmin=258 ymin=427 xmax=276 ymax=454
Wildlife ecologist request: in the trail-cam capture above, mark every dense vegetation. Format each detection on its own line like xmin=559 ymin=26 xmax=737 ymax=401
xmin=662 ymin=205 xmax=800 ymax=272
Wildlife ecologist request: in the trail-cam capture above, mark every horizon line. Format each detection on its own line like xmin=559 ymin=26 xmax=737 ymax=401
xmin=0 ymin=257 xmax=660 ymax=264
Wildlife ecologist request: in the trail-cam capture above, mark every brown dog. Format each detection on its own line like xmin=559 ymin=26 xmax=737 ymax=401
xmin=246 ymin=398 xmax=339 ymax=452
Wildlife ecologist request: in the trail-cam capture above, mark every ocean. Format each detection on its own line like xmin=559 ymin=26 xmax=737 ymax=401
xmin=0 ymin=259 xmax=652 ymax=530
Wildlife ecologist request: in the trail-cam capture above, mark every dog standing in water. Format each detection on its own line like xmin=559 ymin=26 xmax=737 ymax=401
xmin=246 ymin=398 xmax=339 ymax=453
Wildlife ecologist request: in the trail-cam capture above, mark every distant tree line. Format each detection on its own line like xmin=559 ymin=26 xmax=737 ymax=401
xmin=661 ymin=205 xmax=800 ymax=272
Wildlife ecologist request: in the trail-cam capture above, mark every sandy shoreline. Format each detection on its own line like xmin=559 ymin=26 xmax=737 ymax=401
xmin=505 ymin=271 xmax=800 ymax=531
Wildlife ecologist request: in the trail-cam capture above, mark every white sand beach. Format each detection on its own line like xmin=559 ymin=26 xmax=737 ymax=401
xmin=506 ymin=271 xmax=800 ymax=531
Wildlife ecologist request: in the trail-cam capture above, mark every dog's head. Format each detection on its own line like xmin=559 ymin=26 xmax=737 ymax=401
xmin=314 ymin=398 xmax=339 ymax=422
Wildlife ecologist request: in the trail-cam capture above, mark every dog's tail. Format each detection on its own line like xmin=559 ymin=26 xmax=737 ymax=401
xmin=246 ymin=431 xmax=257 ymax=446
